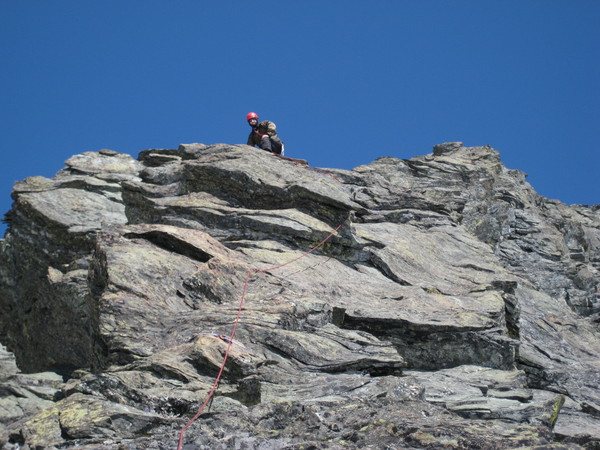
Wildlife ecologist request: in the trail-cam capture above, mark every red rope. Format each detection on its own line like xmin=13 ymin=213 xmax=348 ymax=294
xmin=274 ymin=153 xmax=343 ymax=182
xmin=177 ymin=223 xmax=343 ymax=449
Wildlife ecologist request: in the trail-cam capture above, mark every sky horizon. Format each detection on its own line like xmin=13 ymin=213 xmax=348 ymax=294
xmin=1 ymin=1 xmax=599 ymax=237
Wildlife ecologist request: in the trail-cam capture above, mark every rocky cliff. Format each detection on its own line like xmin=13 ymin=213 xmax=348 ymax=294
xmin=0 ymin=142 xmax=598 ymax=449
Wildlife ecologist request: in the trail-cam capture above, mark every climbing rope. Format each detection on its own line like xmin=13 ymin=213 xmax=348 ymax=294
xmin=177 ymin=154 xmax=346 ymax=448
xmin=177 ymin=223 xmax=344 ymax=449
xmin=274 ymin=153 xmax=344 ymax=182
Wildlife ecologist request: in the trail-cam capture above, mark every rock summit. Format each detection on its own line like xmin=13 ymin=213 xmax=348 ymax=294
xmin=0 ymin=142 xmax=599 ymax=448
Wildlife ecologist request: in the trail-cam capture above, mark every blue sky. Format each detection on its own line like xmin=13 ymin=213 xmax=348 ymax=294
xmin=1 ymin=1 xmax=598 ymax=237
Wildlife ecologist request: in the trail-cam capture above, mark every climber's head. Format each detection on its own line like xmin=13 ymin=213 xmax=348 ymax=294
xmin=246 ymin=112 xmax=259 ymax=127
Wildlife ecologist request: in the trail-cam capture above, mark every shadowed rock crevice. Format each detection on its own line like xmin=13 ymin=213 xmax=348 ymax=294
xmin=342 ymin=314 xmax=518 ymax=371
xmin=123 ymin=230 xmax=213 ymax=264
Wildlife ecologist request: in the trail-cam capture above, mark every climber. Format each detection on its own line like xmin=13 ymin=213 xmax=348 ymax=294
xmin=246 ymin=112 xmax=284 ymax=155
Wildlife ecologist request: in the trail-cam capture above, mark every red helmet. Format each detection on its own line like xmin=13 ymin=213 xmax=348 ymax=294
xmin=246 ymin=112 xmax=259 ymax=121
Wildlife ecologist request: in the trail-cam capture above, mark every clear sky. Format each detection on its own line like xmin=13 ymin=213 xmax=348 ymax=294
xmin=1 ymin=1 xmax=598 ymax=237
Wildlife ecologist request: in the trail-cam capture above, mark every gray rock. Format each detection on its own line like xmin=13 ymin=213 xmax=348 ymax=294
xmin=0 ymin=344 xmax=64 ymax=438
xmin=0 ymin=143 xmax=598 ymax=448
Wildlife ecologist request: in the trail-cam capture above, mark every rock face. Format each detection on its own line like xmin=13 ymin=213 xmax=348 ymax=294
xmin=0 ymin=142 xmax=599 ymax=448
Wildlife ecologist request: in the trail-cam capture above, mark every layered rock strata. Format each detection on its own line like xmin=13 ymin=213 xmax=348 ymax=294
xmin=0 ymin=143 xmax=598 ymax=448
